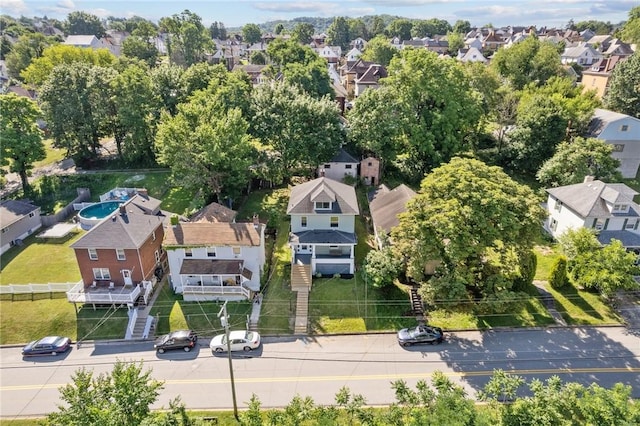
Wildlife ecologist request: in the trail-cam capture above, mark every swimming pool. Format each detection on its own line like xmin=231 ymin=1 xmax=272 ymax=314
xmin=78 ymin=201 xmax=122 ymax=230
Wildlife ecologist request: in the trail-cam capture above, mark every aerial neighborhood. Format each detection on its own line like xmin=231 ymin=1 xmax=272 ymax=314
xmin=1 ymin=5 xmax=640 ymax=422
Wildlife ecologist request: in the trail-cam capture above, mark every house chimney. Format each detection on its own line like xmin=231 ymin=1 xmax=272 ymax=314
xmin=253 ymin=213 xmax=260 ymax=229
xmin=584 ymin=175 xmax=595 ymax=183
xmin=137 ymin=188 xmax=148 ymax=197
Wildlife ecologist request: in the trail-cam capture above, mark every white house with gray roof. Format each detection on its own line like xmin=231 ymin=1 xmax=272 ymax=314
xmin=0 ymin=200 xmax=41 ymax=255
xmin=545 ymin=178 xmax=640 ymax=249
xmin=587 ymin=109 xmax=640 ymax=178
xmin=317 ymin=148 xmax=359 ymax=182
xmin=287 ymin=177 xmax=359 ymax=276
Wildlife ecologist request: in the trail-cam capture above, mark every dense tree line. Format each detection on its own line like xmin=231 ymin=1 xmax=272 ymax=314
xmin=46 ymin=362 xmax=640 ymax=426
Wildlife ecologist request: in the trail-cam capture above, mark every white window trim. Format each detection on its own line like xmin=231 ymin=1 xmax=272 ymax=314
xmin=88 ymin=248 xmax=98 ymax=260
xmin=116 ymin=249 xmax=126 ymax=261
xmin=93 ymin=268 xmax=110 ymax=280
xmin=330 ymin=216 xmax=339 ymax=228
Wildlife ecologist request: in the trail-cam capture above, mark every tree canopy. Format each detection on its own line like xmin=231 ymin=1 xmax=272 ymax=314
xmin=359 ymin=34 xmax=398 ymax=66
xmin=4 ymin=32 xmax=59 ymax=80
xmin=392 ymin=157 xmax=546 ymax=305
xmin=159 ymin=10 xmax=212 ymax=66
xmin=242 ymin=23 xmax=262 ymax=45
xmin=536 ymin=137 xmax=622 ymax=187
xmin=0 ymin=93 xmax=45 ymax=192
xmin=65 ymin=11 xmax=106 ymax=38
xmin=604 ymin=52 xmax=640 ymax=119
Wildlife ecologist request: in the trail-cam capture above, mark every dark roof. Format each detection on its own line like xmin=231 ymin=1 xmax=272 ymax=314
xmin=180 ymin=259 xmax=244 ymax=275
xmin=369 ymin=184 xmax=417 ymax=236
xmin=287 ymin=177 xmax=359 ymax=215
xmin=70 ymin=206 xmax=164 ymax=249
xmin=126 ymin=193 xmax=162 ymax=215
xmin=597 ymin=230 xmax=640 ymax=248
xmin=546 ymin=180 xmax=638 ymax=218
xmin=356 ymin=64 xmax=387 ymax=84
xmin=190 ymin=202 xmax=237 ymax=223
xmin=0 ymin=200 xmax=40 ymax=228
xmin=290 ymin=229 xmax=357 ymax=244
xmin=164 ymin=222 xmax=262 ymax=247
xmin=329 ymin=148 xmax=358 ymax=164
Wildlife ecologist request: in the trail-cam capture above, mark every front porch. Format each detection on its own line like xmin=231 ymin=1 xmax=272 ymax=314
xmin=177 ymin=259 xmax=257 ymax=301
xmin=66 ymin=279 xmax=156 ymax=310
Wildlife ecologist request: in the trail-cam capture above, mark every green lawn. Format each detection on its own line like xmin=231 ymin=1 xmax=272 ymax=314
xmin=544 ymin=282 xmax=622 ymax=325
xmin=534 ymin=244 xmax=563 ymax=281
xmin=0 ymin=231 xmax=82 ymax=284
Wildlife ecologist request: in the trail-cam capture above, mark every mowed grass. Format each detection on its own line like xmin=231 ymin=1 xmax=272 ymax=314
xmin=0 ymin=231 xmax=82 ymax=284
xmin=534 ymin=244 xmax=563 ymax=280
xmin=544 ymin=283 xmax=622 ymax=325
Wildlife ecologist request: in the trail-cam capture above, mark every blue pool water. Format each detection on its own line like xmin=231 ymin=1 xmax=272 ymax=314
xmin=79 ymin=201 xmax=122 ymax=220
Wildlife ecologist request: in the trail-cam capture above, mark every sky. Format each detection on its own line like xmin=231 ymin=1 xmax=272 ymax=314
xmin=0 ymin=0 xmax=636 ymax=29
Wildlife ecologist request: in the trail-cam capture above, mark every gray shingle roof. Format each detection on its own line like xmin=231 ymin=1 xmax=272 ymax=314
xmin=0 ymin=200 xmax=39 ymax=228
xmin=287 ymin=177 xmax=359 ymax=215
xmin=329 ymin=148 xmax=358 ymax=163
xmin=546 ymin=180 xmax=639 ymax=218
xmin=369 ymin=184 xmax=417 ymax=236
xmin=290 ymin=229 xmax=357 ymax=244
xmin=587 ymin=108 xmax=637 ymax=137
xmin=71 ymin=207 xmax=164 ymax=249
xmin=179 ymin=259 xmax=243 ymax=275
xmin=597 ymin=230 xmax=640 ymax=248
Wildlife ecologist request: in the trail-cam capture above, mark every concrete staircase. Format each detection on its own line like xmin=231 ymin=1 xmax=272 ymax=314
xmin=410 ymin=287 xmax=424 ymax=317
xmin=130 ymin=310 xmax=155 ymax=339
xmin=294 ymin=289 xmax=309 ymax=334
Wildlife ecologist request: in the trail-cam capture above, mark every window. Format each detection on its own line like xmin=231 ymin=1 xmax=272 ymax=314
xmin=185 ymin=248 xmax=192 ymax=257
xmin=613 ymin=144 xmax=625 ymax=152
xmin=626 ymin=220 xmax=636 ymax=230
xmin=594 ymin=219 xmax=604 ymax=230
xmin=1 ymin=228 xmax=6 ymax=234
xmin=324 ymin=164 xmax=331 ymax=169
xmin=550 ymin=219 xmax=558 ymax=231
xmin=345 ymin=164 xmax=352 ymax=169
xmin=554 ymin=200 xmax=563 ymax=212
xmin=29 ymin=212 xmax=35 ymax=218
xmin=315 ymin=201 xmax=331 ymax=210
xmin=621 ymin=125 xmax=629 ymax=132
xmin=330 ymin=216 xmax=339 ymax=228
xmin=301 ymin=216 xmax=307 ymax=227
xmin=93 ymin=268 xmax=110 ymax=280
xmin=232 ymin=247 xmax=241 ymax=256
xmin=207 ymin=248 xmax=216 ymax=257
xmin=155 ymin=250 xmax=161 ymax=263
xmin=88 ymin=248 xmax=98 ymax=260
xmin=613 ymin=204 xmax=622 ymax=211
xmin=152 ymin=231 xmax=156 ymax=241
xmin=368 ymin=162 xmax=372 ymax=166
xmin=116 ymin=249 xmax=126 ymax=260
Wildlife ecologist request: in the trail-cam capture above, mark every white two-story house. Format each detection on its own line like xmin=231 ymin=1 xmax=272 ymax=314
xmin=163 ymin=219 xmax=265 ymax=302
xmin=546 ymin=178 xmax=640 ymax=250
xmin=317 ymin=148 xmax=359 ymax=182
xmin=587 ymin=109 xmax=640 ymax=179
xmin=287 ymin=177 xmax=359 ymax=277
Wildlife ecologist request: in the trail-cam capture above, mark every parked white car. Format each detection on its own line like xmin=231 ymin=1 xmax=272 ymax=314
xmin=209 ymin=330 xmax=261 ymax=353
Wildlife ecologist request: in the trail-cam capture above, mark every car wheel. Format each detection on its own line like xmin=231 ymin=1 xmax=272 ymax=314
xmin=401 ymin=342 xmax=411 ymax=347
xmin=183 ymin=346 xmax=191 ymax=352
xmin=215 ymin=347 xmax=223 ymax=353
xmin=243 ymin=346 xmax=252 ymax=352
xmin=158 ymin=348 xmax=165 ymax=354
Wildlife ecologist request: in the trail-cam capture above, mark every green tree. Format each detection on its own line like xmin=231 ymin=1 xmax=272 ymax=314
xmin=250 ymin=81 xmax=344 ymax=182
xmin=47 ymin=361 xmax=163 ymax=426
xmin=155 ymin=97 xmax=257 ymax=203
xmin=121 ymin=22 xmax=158 ymax=67
xmin=386 ymin=18 xmax=413 ymax=40
xmin=364 ymin=246 xmax=402 ymax=289
xmin=0 ymin=93 xmax=46 ymax=192
xmin=452 ymin=19 xmax=471 ymax=34
xmin=574 ymin=20 xmax=614 ymax=34
xmin=291 ymin=22 xmax=314 ymax=44
xmin=536 ymin=137 xmax=622 ymax=187
xmin=619 ymin=6 xmax=640 ymax=45
xmin=348 ymin=18 xmax=368 ymax=40
xmin=242 ymin=23 xmax=262 ymax=45
xmin=150 ymin=63 xmax=185 ymax=116
xmin=250 ymin=51 xmax=266 ymax=65
xmin=112 ymin=64 xmax=159 ymax=165
xmin=274 ymin=23 xmax=285 ymax=35
xmin=549 ymin=256 xmax=569 ymax=289
xmin=557 ymin=227 xmax=601 ymax=262
xmin=446 ymin=31 xmax=464 ymax=55
xmin=369 ymin=16 xmax=386 ymax=37
xmin=4 ymin=32 xmax=59 ymax=80
xmin=490 ymin=36 xmax=564 ymax=89
xmin=383 ymin=49 xmax=483 ymax=180
xmin=21 ymin=44 xmax=116 ymax=87
xmin=604 ymin=51 xmax=640 ymax=119
xmin=65 ymin=11 xmax=106 ymax=38
xmin=360 ymin=34 xmax=398 ymax=66
xmin=326 ymin=16 xmax=351 ymax=50
xmin=159 ymin=10 xmax=212 ymax=66
xmin=39 ymin=63 xmax=118 ymax=164
xmin=392 ymin=157 xmax=546 ymax=304
xmin=569 ymin=239 xmax=639 ymax=298
xmin=479 ymin=369 xmax=525 ymax=403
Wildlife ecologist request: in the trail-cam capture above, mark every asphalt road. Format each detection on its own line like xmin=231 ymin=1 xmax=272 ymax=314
xmin=1 ymin=327 xmax=639 ymax=419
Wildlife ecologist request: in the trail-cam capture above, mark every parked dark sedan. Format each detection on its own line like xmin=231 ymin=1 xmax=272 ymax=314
xmin=22 ymin=336 xmax=72 ymax=356
xmin=397 ymin=325 xmax=444 ymax=347
xmin=154 ymin=330 xmax=198 ymax=353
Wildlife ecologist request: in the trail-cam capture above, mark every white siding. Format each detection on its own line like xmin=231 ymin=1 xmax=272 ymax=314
xmin=546 ymin=195 xmax=588 ymax=238
xmin=290 ymin=213 xmax=355 ymax=233
xmin=597 ymin=116 xmax=640 ymax=178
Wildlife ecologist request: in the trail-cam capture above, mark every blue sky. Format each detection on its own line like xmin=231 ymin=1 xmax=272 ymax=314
xmin=1 ymin=0 xmax=635 ymax=29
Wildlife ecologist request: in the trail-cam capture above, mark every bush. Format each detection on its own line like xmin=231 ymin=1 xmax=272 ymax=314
xmin=549 ymin=256 xmax=569 ymax=289
xmin=513 ymin=249 xmax=537 ymax=291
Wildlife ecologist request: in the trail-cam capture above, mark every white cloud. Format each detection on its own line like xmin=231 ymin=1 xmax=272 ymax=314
xmin=56 ymin=0 xmax=75 ymax=9
xmin=1 ymin=0 xmax=28 ymax=15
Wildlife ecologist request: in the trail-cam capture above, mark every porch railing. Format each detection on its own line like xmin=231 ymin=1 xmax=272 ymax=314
xmin=66 ymin=281 xmax=142 ymax=304
xmin=183 ymin=284 xmax=251 ymax=299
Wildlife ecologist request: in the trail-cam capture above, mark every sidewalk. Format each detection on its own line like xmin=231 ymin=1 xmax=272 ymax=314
xmin=533 ymin=280 xmax=567 ymax=326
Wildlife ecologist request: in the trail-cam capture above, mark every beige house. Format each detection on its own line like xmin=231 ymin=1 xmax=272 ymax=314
xmin=360 ymin=156 xmax=380 ymax=186
xmin=581 ymin=56 xmax=627 ymax=99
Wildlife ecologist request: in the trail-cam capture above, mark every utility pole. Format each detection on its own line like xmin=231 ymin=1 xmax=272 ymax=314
xmin=218 ymin=301 xmax=238 ymax=420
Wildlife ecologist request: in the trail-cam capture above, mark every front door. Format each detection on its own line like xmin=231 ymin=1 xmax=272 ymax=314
xmin=122 ymin=269 xmax=133 ymax=286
